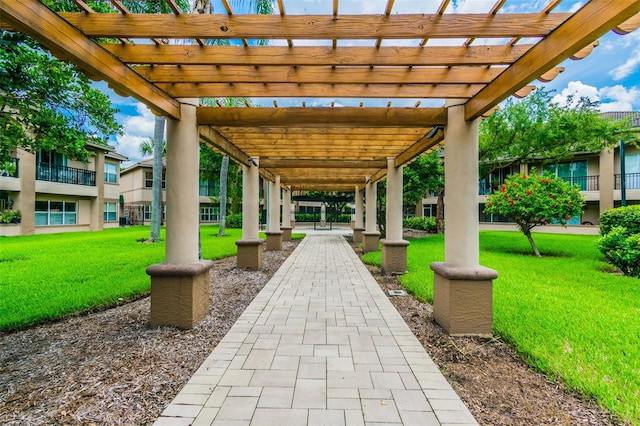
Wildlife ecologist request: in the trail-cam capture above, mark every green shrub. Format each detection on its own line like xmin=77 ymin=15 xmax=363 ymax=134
xmin=295 ymin=213 xmax=321 ymax=222
xmin=226 ymin=213 xmax=242 ymax=228
xmin=403 ymin=216 xmax=438 ymax=233
xmin=597 ymin=226 xmax=640 ymax=277
xmin=0 ymin=209 xmax=21 ymax=223
xmin=599 ymin=205 xmax=640 ymax=236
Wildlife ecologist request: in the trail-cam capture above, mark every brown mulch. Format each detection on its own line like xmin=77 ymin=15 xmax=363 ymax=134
xmin=0 ymin=234 xmax=624 ymax=425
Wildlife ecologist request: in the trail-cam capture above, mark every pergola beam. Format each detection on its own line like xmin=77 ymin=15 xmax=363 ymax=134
xmin=135 ymin=65 xmax=506 ymax=85
xmin=198 ymin=126 xmax=251 ymax=167
xmin=465 ymin=0 xmax=640 ymax=120
xmin=103 ymin=45 xmax=532 ymax=67
xmin=158 ymin=82 xmax=483 ymax=99
xmin=394 ymin=128 xmax=445 ymax=168
xmin=198 ymin=107 xmax=448 ymax=127
xmin=0 ymin=0 xmax=181 ymax=119
xmin=60 ymin=12 xmax=568 ymax=39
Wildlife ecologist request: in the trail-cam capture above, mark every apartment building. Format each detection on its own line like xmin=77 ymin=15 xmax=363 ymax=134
xmin=0 ymin=143 xmax=128 ymax=236
xmin=420 ymin=112 xmax=640 ymax=227
xmin=118 ymin=159 xmax=220 ymax=225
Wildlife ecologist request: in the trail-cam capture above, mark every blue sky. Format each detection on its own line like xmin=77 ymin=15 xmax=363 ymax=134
xmin=104 ymin=0 xmax=640 ymax=164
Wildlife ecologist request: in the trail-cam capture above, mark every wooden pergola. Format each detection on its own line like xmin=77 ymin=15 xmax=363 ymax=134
xmin=3 ymin=0 xmax=639 ymax=333
xmin=2 ymin=0 xmax=638 ymax=192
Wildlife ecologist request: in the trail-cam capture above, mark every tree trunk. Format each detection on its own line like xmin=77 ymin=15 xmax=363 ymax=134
xmin=436 ymin=188 xmax=444 ymax=234
xmin=150 ymin=115 xmax=164 ymax=242
xmin=218 ymin=155 xmax=229 ymax=236
xmin=524 ymin=228 xmax=541 ymax=257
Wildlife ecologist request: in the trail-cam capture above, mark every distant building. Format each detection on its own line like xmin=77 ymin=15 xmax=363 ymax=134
xmin=0 ymin=142 xmax=128 ymax=236
xmin=118 ymin=158 xmax=220 ymax=225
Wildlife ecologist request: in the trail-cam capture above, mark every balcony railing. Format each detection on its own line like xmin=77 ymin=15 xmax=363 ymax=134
xmin=479 ymin=175 xmax=599 ymax=194
xmin=559 ymin=175 xmax=599 ymax=191
xmin=0 ymin=157 xmax=19 ymax=178
xmin=36 ymin=162 xmax=96 ymax=186
xmin=615 ymin=173 xmax=640 ymax=190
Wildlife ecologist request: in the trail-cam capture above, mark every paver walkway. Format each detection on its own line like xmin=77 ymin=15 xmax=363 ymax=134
xmin=154 ymin=235 xmax=477 ymax=426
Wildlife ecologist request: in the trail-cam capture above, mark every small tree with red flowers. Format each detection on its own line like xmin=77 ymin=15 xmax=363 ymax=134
xmin=484 ymin=170 xmax=585 ymax=257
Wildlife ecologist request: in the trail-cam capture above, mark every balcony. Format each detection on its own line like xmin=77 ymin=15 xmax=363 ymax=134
xmin=36 ymin=162 xmax=96 ymax=186
xmin=615 ymin=173 xmax=640 ymax=190
xmin=0 ymin=157 xmax=19 ymax=178
xmin=559 ymin=175 xmax=599 ymax=191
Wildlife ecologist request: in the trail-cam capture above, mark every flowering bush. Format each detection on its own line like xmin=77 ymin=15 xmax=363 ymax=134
xmin=484 ymin=170 xmax=584 ymax=256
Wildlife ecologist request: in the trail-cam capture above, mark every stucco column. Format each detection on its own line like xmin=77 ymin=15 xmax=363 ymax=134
xmin=362 ymin=178 xmax=380 ymax=253
xmin=430 ymin=100 xmax=497 ymax=336
xmin=382 ymin=157 xmax=409 ymax=273
xmin=281 ymin=186 xmax=293 ymax=241
xmin=265 ymin=176 xmax=283 ymax=250
xmin=599 ymin=148 xmax=615 ymax=216
xmin=353 ymin=185 xmax=365 ymax=243
xmin=146 ymin=99 xmax=214 ymax=329
xmin=236 ymin=157 xmax=263 ymax=269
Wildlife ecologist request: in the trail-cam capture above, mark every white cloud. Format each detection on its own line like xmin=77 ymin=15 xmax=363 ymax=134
xmin=552 ymin=81 xmax=640 ymax=112
xmin=114 ymin=102 xmax=159 ymax=165
xmin=609 ymin=45 xmax=640 ymax=81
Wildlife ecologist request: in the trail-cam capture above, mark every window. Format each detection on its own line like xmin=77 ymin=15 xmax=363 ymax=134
xmin=36 ymin=150 xmax=67 ymax=166
xmin=144 ymin=204 xmax=166 ymax=221
xmin=104 ymin=202 xmax=117 ymax=222
xmin=104 ymin=163 xmax=118 ymax=183
xmin=200 ymin=206 xmax=220 ymax=222
xmin=199 ymin=180 xmax=219 ymax=197
xmin=35 ymin=200 xmax=77 ymax=226
xmin=144 ymin=171 xmax=166 ymax=189
xmin=624 ymin=154 xmax=640 ymax=189
xmin=543 ymin=161 xmax=588 ymax=190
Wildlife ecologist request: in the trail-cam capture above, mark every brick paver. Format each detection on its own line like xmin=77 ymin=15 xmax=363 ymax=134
xmin=154 ymin=234 xmax=477 ymax=426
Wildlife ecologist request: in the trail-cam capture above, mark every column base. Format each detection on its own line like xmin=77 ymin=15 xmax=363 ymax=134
xmin=353 ymin=227 xmax=365 ymax=244
xmin=430 ymin=262 xmax=498 ymax=337
xmin=146 ymin=261 xmax=214 ymax=329
xmin=381 ymin=239 xmax=409 ymax=274
xmin=362 ymin=231 xmax=381 ymax=253
xmin=280 ymin=226 xmax=293 ymax=242
xmin=265 ymin=231 xmax=284 ymax=251
xmin=236 ymin=239 xmax=264 ymax=269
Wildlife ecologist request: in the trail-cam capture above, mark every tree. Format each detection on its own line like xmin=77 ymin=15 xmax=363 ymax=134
xmin=0 ymin=31 xmax=121 ymax=167
xmin=138 ymin=117 xmax=166 ymax=242
xmin=479 ymin=87 xmax=633 ymax=176
xmin=403 ymin=151 xmax=445 ymax=233
xmin=484 ymin=171 xmax=585 ymax=257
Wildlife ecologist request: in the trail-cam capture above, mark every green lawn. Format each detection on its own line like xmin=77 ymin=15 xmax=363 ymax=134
xmin=0 ymin=226 xmax=303 ymax=331
xmin=364 ymin=231 xmax=640 ymax=424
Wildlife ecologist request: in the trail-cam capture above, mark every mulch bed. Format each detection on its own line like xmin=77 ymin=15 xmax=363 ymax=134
xmin=0 ymin=235 xmax=624 ymax=425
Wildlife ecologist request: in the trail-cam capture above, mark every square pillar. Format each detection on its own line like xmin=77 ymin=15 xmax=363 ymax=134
xmin=430 ymin=100 xmax=497 ymax=336
xmin=147 ymin=99 xmax=212 ymax=329
xmin=353 ymin=185 xmax=365 ymax=244
xmin=430 ymin=263 xmax=497 ymax=336
xmin=363 ymin=178 xmax=380 ymax=253
xmin=236 ymin=157 xmax=263 ymax=269
xmin=147 ymin=261 xmax=214 ymax=329
xmin=599 ymin=148 xmax=615 ymax=216
xmin=382 ymin=157 xmax=409 ymax=274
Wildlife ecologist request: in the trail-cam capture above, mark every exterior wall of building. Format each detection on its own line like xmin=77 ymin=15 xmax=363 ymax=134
xmin=0 ymin=146 xmax=126 ymax=236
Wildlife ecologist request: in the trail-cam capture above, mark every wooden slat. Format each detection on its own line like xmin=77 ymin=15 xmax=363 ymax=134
xmin=259 ymin=159 xmax=387 ymax=169
xmin=199 ymin=126 xmax=251 ymax=166
xmin=614 ymin=12 xmax=640 ymax=34
xmin=0 ymin=0 xmax=180 ymax=119
xmin=60 ymin=12 xmax=568 ymax=39
xmin=198 ymin=107 xmax=448 ymax=127
xmin=157 ymin=82 xmax=484 ymax=98
xmin=216 ymin=127 xmax=430 ymax=136
xmin=394 ymin=128 xmax=445 ymax=168
xmin=104 ymin=44 xmax=531 ymax=67
xmin=135 ymin=65 xmax=506 ymax=84
xmin=465 ymin=0 xmax=640 ymax=121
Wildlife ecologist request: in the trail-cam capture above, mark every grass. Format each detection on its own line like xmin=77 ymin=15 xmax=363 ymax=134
xmin=363 ymin=231 xmax=640 ymax=424
xmin=0 ymin=226 xmax=304 ymax=332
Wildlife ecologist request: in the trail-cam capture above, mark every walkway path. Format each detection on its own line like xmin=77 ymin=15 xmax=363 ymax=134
xmin=154 ymin=235 xmax=477 ymax=426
